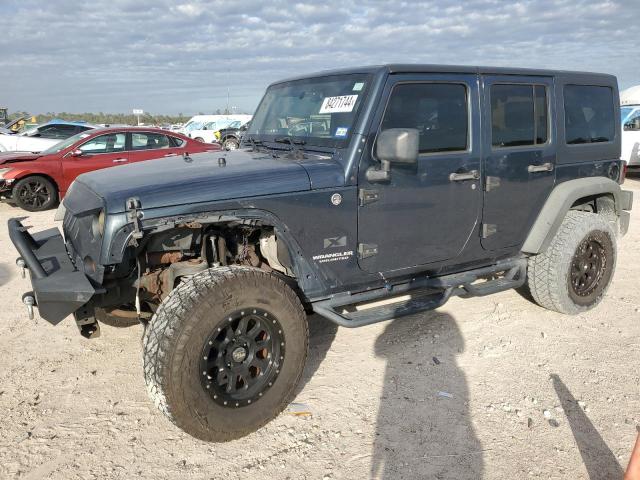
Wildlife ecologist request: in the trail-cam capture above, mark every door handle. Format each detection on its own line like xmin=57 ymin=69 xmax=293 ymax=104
xmin=113 ymin=158 xmax=128 ymax=163
xmin=527 ymin=162 xmax=554 ymax=173
xmin=449 ymin=170 xmax=480 ymax=182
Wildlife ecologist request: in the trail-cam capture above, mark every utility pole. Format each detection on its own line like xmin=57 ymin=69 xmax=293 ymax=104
xmin=226 ymin=66 xmax=230 ymax=114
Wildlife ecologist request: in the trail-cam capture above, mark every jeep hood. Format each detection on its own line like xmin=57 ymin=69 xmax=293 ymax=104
xmin=75 ymin=149 xmax=344 ymax=214
xmin=0 ymin=151 xmax=42 ymax=165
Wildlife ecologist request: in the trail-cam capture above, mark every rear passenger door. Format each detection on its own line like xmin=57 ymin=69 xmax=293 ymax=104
xmin=480 ymin=76 xmax=556 ymax=251
xmin=128 ymin=132 xmax=178 ymax=163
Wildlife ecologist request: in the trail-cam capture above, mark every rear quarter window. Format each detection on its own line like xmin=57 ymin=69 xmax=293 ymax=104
xmin=169 ymin=136 xmax=186 ymax=147
xmin=564 ymin=85 xmax=615 ymax=145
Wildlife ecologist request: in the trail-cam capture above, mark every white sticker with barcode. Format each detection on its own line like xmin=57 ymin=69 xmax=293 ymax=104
xmin=319 ymin=95 xmax=358 ymax=114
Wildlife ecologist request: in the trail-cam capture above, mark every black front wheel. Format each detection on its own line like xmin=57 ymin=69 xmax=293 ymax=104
xmin=223 ymin=138 xmax=240 ymax=150
xmin=142 ymin=266 xmax=308 ymax=442
xmin=13 ymin=175 xmax=58 ymax=212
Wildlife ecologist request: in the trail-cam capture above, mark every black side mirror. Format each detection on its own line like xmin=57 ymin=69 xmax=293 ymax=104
xmin=367 ymin=128 xmax=419 ymax=182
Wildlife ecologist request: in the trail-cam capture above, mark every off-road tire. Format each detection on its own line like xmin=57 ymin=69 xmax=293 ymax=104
xmin=142 ymin=266 xmax=308 ymax=442
xmin=223 ymin=138 xmax=240 ymax=150
xmin=526 ymin=210 xmax=617 ymax=315
xmin=13 ymin=175 xmax=58 ymax=211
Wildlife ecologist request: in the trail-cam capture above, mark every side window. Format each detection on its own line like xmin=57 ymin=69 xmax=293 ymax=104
xmin=131 ymin=132 xmax=171 ymax=150
xmin=169 ymin=136 xmax=186 ymax=147
xmin=625 ymin=111 xmax=640 ymax=131
xmin=564 ymin=85 xmax=614 ymax=144
xmin=381 ymin=83 xmax=468 ymax=154
xmin=491 ymin=84 xmax=548 ymax=147
xmin=79 ymin=133 xmax=126 ymax=154
xmin=36 ymin=125 xmax=60 ymax=138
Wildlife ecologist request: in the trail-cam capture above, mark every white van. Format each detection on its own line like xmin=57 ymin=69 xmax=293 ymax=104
xmin=621 ymin=105 xmax=640 ymax=169
xmin=180 ymin=115 xmax=252 ymax=143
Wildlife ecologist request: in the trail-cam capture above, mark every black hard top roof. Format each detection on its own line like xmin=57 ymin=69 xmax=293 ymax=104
xmin=273 ymin=64 xmax=616 ymax=86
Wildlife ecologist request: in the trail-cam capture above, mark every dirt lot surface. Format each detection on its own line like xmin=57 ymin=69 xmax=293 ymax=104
xmin=1 ymin=179 xmax=639 ymax=480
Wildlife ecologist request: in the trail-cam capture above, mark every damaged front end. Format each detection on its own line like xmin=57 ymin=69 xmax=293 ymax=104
xmin=8 ymin=169 xmax=305 ymax=339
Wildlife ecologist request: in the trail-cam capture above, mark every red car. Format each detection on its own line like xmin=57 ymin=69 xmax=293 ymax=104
xmin=0 ymin=127 xmax=220 ymax=211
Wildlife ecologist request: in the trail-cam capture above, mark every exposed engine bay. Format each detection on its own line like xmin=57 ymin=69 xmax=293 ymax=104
xmin=134 ymin=223 xmax=294 ymax=307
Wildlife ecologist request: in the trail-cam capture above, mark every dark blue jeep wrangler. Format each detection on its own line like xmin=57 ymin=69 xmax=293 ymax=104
xmin=9 ymin=65 xmax=633 ymax=441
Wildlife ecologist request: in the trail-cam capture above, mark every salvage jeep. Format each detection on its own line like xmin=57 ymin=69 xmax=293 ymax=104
xmin=8 ymin=65 xmax=633 ymax=441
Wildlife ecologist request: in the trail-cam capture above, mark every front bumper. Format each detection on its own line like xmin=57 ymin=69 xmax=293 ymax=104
xmin=0 ymin=178 xmax=14 ymax=200
xmin=8 ymin=218 xmax=95 ymax=324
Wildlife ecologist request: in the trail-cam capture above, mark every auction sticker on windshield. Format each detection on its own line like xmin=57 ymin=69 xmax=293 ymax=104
xmin=319 ymin=95 xmax=358 ymax=114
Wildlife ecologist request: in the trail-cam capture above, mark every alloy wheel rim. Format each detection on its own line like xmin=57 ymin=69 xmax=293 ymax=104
xmin=18 ymin=180 xmax=50 ymax=208
xmin=200 ymin=308 xmax=284 ymax=408
xmin=570 ymin=235 xmax=606 ymax=297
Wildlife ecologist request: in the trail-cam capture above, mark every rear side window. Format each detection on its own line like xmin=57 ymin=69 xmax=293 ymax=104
xmin=564 ymin=85 xmax=615 ymax=144
xmin=381 ymin=83 xmax=468 ymax=154
xmin=131 ymin=132 xmax=171 ymax=150
xmin=169 ymin=136 xmax=186 ymax=147
xmin=491 ymin=84 xmax=548 ymax=147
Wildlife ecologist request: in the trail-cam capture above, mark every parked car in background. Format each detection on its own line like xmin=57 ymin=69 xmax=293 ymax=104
xmin=180 ymin=115 xmax=252 ymax=143
xmin=0 ymin=119 xmax=96 ymax=153
xmin=621 ymin=105 xmax=640 ymax=169
xmin=0 ymin=127 xmax=220 ymax=211
xmin=215 ymin=121 xmax=249 ymax=150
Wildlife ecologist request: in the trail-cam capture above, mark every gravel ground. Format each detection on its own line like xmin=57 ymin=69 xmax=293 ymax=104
xmin=1 ymin=179 xmax=639 ymax=479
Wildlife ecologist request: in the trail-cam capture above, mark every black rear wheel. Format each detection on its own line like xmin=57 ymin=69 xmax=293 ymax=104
xmin=142 ymin=266 xmax=308 ymax=442
xmin=13 ymin=175 xmax=58 ymax=211
xmin=526 ymin=210 xmax=616 ymax=314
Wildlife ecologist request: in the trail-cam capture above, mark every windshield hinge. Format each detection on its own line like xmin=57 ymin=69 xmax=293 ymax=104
xmin=358 ymin=243 xmax=378 ymax=259
xmin=126 ymin=197 xmax=144 ymax=246
xmin=359 ymin=189 xmax=379 ymax=206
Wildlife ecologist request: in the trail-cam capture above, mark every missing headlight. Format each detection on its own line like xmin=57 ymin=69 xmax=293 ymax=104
xmin=91 ymin=210 xmax=106 ymax=237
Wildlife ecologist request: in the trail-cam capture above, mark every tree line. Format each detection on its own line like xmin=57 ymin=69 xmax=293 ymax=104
xmin=8 ymin=109 xmax=248 ymax=126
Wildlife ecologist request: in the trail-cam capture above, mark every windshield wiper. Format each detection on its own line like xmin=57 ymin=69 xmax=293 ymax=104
xmin=274 ymin=136 xmax=306 ymax=146
xmin=274 ymin=136 xmax=307 ymax=160
xmin=247 ymin=137 xmax=266 ymax=152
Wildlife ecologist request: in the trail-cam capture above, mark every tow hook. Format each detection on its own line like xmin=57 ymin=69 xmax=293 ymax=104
xmin=22 ymin=292 xmax=36 ymax=321
xmin=16 ymin=257 xmax=26 ymax=278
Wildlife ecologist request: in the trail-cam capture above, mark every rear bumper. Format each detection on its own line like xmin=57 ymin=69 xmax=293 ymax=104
xmin=620 ymin=189 xmax=633 ymax=236
xmin=8 ymin=218 xmax=95 ymax=324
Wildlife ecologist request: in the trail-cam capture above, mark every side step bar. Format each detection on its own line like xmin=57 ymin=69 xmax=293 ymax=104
xmin=312 ymin=258 xmax=527 ymax=328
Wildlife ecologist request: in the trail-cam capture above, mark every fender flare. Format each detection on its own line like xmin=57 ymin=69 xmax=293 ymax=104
xmin=522 ymin=176 xmax=630 ymax=254
xmin=113 ymin=207 xmax=331 ymax=299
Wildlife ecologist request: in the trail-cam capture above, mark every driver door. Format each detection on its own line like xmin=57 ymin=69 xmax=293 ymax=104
xmin=61 ymin=132 xmax=128 ymax=192
xmin=357 ymin=73 xmax=482 ymax=273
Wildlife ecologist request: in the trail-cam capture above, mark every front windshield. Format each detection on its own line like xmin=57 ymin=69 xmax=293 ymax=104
xmin=40 ymin=131 xmax=92 ymax=155
xmin=20 ymin=127 xmax=38 ymax=137
xmin=247 ymin=74 xmax=371 ymax=147
xmin=183 ymin=120 xmax=204 ymax=132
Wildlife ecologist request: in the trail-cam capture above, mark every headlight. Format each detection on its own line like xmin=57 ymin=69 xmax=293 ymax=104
xmin=91 ymin=210 xmax=106 ymax=237
xmin=0 ymin=167 xmax=12 ymax=177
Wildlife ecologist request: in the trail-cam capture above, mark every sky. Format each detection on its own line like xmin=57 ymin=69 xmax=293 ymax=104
xmin=1 ymin=0 xmax=639 ymax=116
